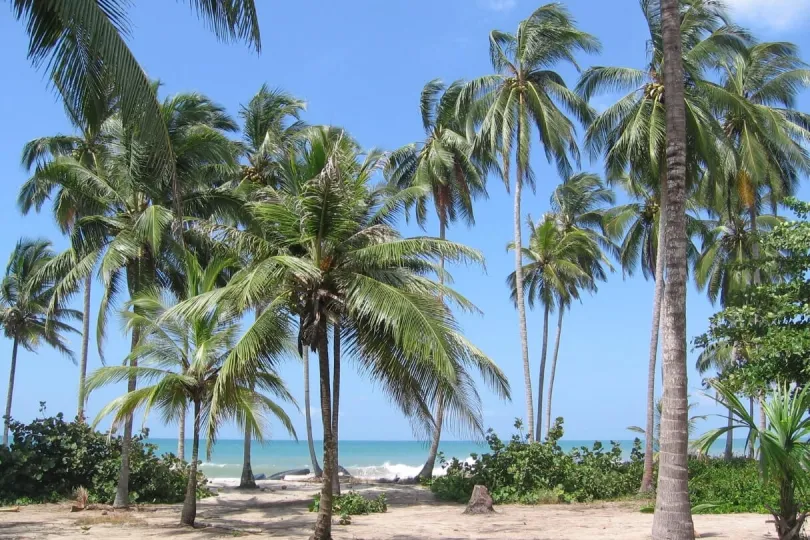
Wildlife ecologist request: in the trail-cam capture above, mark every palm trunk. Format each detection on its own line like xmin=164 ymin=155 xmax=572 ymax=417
xmin=513 ymin=116 xmax=534 ymax=442
xmin=313 ymin=319 xmax=334 ymax=540
xmin=239 ymin=424 xmax=256 ymax=489
xmin=536 ymin=304 xmax=550 ymax=441
xmin=746 ymin=397 xmax=755 ymax=458
xmin=419 ymin=218 xmax=447 ymax=478
xmin=758 ymin=393 xmax=767 ymax=469
xmin=331 ymin=323 xmax=341 ymax=496
xmin=180 ymin=398 xmax=201 ymax=526
xmin=641 ymin=169 xmax=668 ymax=493
xmin=77 ymin=273 xmax=92 ymax=422
xmin=545 ymin=309 xmax=564 ymax=439
xmin=113 ymin=326 xmax=139 ymax=508
xmin=178 ymin=406 xmax=186 ymax=461
xmin=652 ymin=0 xmax=695 ymax=537
xmin=303 ymin=346 xmax=323 ymax=476
xmin=724 ymin=405 xmax=734 ymax=461
xmin=2 ymin=337 xmax=19 ymax=447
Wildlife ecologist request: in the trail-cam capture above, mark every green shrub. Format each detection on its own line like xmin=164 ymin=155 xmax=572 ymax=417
xmin=0 ymin=413 xmax=212 ymax=505
xmin=431 ymin=418 xmax=644 ymax=504
xmin=309 ymin=491 xmax=388 ymax=515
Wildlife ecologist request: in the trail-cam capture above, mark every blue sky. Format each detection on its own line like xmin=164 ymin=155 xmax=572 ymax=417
xmin=1 ymin=0 xmax=810 ymax=442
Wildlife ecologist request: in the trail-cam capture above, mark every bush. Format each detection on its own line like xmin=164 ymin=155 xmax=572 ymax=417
xmin=0 ymin=413 xmax=212 ymax=505
xmin=309 ymin=491 xmax=388 ymax=515
xmin=431 ymin=418 xmax=644 ymax=504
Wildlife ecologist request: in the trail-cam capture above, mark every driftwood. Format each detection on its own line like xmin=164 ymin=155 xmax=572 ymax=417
xmin=464 ymin=485 xmax=494 ymax=515
xmin=0 ymin=507 xmax=20 ymax=513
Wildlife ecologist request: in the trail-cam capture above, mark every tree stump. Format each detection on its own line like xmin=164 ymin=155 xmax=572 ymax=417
xmin=464 ymin=485 xmax=494 ymax=515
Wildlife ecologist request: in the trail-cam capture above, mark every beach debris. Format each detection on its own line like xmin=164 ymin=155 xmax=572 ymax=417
xmin=463 ymin=485 xmax=494 ymax=515
xmin=70 ymin=505 xmax=85 ymax=513
xmin=253 ymin=473 xmax=267 ymax=481
xmin=281 ymin=485 xmax=287 ymax=490
xmin=74 ymin=486 xmax=89 ymax=510
xmin=0 ymin=506 xmax=20 ymax=513
xmin=101 ymin=511 xmax=108 ymax=516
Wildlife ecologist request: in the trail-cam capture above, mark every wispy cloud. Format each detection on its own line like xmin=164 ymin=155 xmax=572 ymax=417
xmin=482 ymin=0 xmax=516 ymax=12
xmin=725 ymin=0 xmax=809 ymax=30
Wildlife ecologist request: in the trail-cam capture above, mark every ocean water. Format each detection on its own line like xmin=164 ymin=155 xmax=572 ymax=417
xmin=147 ymin=438 xmax=750 ymax=479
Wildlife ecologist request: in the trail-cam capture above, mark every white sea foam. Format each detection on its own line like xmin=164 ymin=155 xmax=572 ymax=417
xmin=200 ymin=462 xmax=232 ymax=468
xmin=348 ymin=456 xmax=475 ymax=480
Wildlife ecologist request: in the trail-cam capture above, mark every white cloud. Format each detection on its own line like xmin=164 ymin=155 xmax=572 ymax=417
xmin=482 ymin=0 xmax=516 ymax=11
xmin=725 ymin=0 xmax=809 ymax=30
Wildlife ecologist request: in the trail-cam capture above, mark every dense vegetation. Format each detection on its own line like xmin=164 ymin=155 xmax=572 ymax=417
xmin=0 ymin=413 xmax=210 ymax=505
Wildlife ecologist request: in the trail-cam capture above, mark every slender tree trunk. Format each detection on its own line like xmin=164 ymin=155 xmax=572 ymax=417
xmin=724 ymin=405 xmax=734 ymax=461
xmin=303 ymin=345 xmax=322 ymax=477
xmin=536 ymin=304 xmax=550 ymax=441
xmin=545 ymin=309 xmax=564 ymax=439
xmin=178 ymin=406 xmax=186 ymax=461
xmin=747 ymin=397 xmax=755 ymax=459
xmin=331 ymin=323 xmax=341 ymax=496
xmin=180 ymin=398 xmax=201 ymax=526
xmin=2 ymin=337 xmax=19 ymax=447
xmin=313 ymin=320 xmax=335 ymax=540
xmin=239 ymin=424 xmax=256 ymax=489
xmin=419 ymin=219 xmax=447 ymax=478
xmin=652 ymin=0 xmax=695 ymax=537
xmin=77 ymin=274 xmax=92 ymax=422
xmin=513 ymin=109 xmax=534 ymax=441
xmin=758 ymin=393 xmax=767 ymax=459
xmin=113 ymin=326 xmax=139 ymax=508
xmin=641 ymin=169 xmax=668 ymax=493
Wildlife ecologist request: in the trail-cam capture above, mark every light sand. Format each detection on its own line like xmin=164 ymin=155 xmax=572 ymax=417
xmin=0 ymin=480 xmax=776 ymax=539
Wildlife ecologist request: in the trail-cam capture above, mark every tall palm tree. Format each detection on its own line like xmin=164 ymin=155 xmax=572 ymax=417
xmin=1 ymin=239 xmax=80 ymax=446
xmin=18 ymin=81 xmax=117 ymax=423
xmin=11 ymin=0 xmax=262 ymax=207
xmin=387 ymin=79 xmax=492 ymax=479
xmin=577 ymin=0 xmax=745 ymax=493
xmin=508 ymin=216 xmax=605 ymax=439
xmin=653 ymin=0 xmax=694 ymax=536
xmin=86 ymin=254 xmax=296 ymax=526
xmin=179 ymin=127 xmax=510 ymax=540
xmin=462 ymin=4 xmax=599 ymax=441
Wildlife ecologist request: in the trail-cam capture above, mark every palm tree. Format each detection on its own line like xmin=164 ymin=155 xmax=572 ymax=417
xmin=695 ymin=341 xmax=736 ymax=460
xmin=577 ymin=0 xmax=746 ymax=493
xmin=178 ymin=127 xmax=510 ymax=539
xmin=696 ymin=381 xmax=810 ymax=540
xmin=628 ymin=395 xmax=706 ymax=453
xmin=86 ymin=254 xmax=296 ymax=526
xmin=11 ymin=0 xmax=262 ymax=208
xmin=387 ymin=79 xmax=492 ymax=479
xmin=18 ymin=81 xmax=117 ymax=423
xmin=508 ymin=216 xmax=605 ymax=439
xmin=653 ymin=0 xmax=695 ymax=536
xmin=236 ymin=84 xmax=308 ymax=486
xmin=1 ymin=239 xmax=80 ymax=446
xmin=462 ymin=3 xmax=599 ymax=441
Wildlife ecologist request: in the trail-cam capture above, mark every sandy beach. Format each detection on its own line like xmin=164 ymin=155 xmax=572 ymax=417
xmin=0 ymin=480 xmax=776 ymax=539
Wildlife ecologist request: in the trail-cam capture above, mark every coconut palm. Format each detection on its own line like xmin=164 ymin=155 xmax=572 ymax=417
xmin=1 ymin=239 xmax=80 ymax=446
xmin=508 ymin=216 xmax=606 ymax=439
xmin=176 ymin=126 xmax=510 ymax=539
xmin=11 ymin=0 xmax=261 ymax=205
xmin=653 ymin=0 xmax=695 ymax=535
xmin=18 ymin=81 xmax=118 ymax=423
xmin=387 ymin=79 xmax=493 ymax=479
xmin=86 ymin=253 xmax=295 ymax=526
xmin=695 ymin=381 xmax=810 ymax=540
xmin=577 ymin=0 xmax=746 ymax=494
xmin=462 ymin=3 xmax=599 ymax=441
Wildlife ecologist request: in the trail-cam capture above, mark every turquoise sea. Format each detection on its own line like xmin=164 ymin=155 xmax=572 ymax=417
xmin=147 ymin=438 xmax=750 ymax=479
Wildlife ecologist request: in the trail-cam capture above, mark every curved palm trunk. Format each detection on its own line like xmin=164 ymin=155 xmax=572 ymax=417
xmin=758 ymin=393 xmax=767 ymax=465
xmin=641 ymin=171 xmax=668 ymax=493
xmin=724 ymin=405 xmax=734 ymax=461
xmin=652 ymin=0 xmax=695 ymax=537
xmin=239 ymin=424 xmax=256 ymax=489
xmin=77 ymin=274 xmax=92 ymax=422
xmin=113 ymin=326 xmax=139 ymax=508
xmin=313 ymin=320 xmax=335 ymax=540
xmin=514 ymin=121 xmax=534 ymax=442
xmin=419 ymin=219 xmax=447 ymax=478
xmin=303 ymin=346 xmax=322 ymax=477
xmin=536 ymin=304 xmax=551 ymax=441
xmin=331 ymin=324 xmax=341 ymax=496
xmin=545 ymin=309 xmax=564 ymax=439
xmin=178 ymin=406 xmax=186 ymax=461
xmin=2 ymin=337 xmax=19 ymax=447
xmin=180 ymin=398 xmax=201 ymax=526
xmin=747 ymin=397 xmax=755 ymax=459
